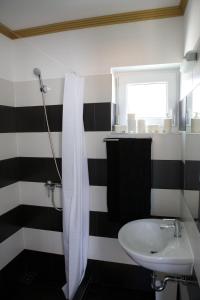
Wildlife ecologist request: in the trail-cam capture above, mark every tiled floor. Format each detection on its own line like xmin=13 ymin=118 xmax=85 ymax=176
xmin=0 ymin=251 xmax=155 ymax=300
xmin=82 ymin=283 xmax=155 ymax=300
xmin=0 ymin=250 xmax=66 ymax=300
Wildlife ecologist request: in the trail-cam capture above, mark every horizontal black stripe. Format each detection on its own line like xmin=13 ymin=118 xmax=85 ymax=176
xmin=15 ymin=103 xmax=112 ymax=133
xmin=0 ymin=158 xmax=19 ymax=188
xmin=0 ymin=157 xmax=183 ymax=190
xmin=0 ymin=106 xmax=16 ymax=133
xmin=0 ymin=206 xmax=120 ymax=238
xmin=0 ymin=206 xmax=21 ymax=243
xmin=83 ymin=103 xmax=112 ymax=131
xmin=18 ymin=157 xmax=183 ymax=189
xmin=0 ymin=205 xmax=174 ymax=242
xmin=151 ymin=160 xmax=183 ymax=190
xmin=88 ymin=159 xmax=107 ymax=186
xmin=20 ymin=205 xmax=62 ymax=231
xmin=90 ymin=211 xmax=122 ymax=238
xmin=184 ymin=161 xmax=200 ymax=190
xmin=0 ymin=205 xmax=62 ymax=242
xmin=18 ymin=157 xmax=61 ymax=183
xmin=16 ymin=105 xmax=63 ymax=132
xmin=0 ymin=103 xmax=112 ymax=133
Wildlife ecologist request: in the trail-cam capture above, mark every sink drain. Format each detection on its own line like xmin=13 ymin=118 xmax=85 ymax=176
xmin=150 ymin=250 xmax=158 ymax=254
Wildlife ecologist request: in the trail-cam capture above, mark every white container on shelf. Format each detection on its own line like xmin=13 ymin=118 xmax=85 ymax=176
xmin=114 ymin=124 xmax=127 ymax=133
xmin=137 ymin=119 xmax=146 ymax=133
xmin=191 ymin=113 xmax=200 ymax=133
xmin=147 ymin=125 xmax=160 ymax=133
xmin=163 ymin=118 xmax=172 ymax=133
xmin=128 ymin=113 xmax=136 ymax=133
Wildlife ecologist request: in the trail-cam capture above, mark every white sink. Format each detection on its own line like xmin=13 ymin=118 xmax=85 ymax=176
xmin=118 ymin=219 xmax=194 ymax=275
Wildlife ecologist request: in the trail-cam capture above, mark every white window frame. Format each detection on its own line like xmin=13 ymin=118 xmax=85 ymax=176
xmin=113 ymin=67 xmax=180 ymax=126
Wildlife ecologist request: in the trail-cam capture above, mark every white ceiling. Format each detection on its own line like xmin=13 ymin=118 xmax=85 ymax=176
xmin=0 ymin=0 xmax=180 ymax=30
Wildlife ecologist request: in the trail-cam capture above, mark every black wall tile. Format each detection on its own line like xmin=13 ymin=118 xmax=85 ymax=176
xmin=0 ymin=158 xmax=19 ymax=188
xmin=18 ymin=157 xmax=61 ymax=183
xmin=0 ymin=105 xmax=16 ymax=133
xmin=0 ymin=206 xmax=21 ymax=243
xmin=184 ymin=161 xmax=200 ymax=190
xmin=94 ymin=103 xmax=111 ymax=131
xmin=84 ymin=103 xmax=111 ymax=131
xmin=151 ymin=160 xmax=183 ymax=189
xmin=88 ymin=159 xmax=107 ymax=186
xmin=20 ymin=205 xmax=62 ymax=232
xmin=16 ymin=106 xmax=46 ymax=132
xmin=45 ymin=105 xmax=63 ymax=131
xmin=89 ymin=211 xmax=122 ymax=238
xmin=83 ymin=104 xmax=95 ymax=131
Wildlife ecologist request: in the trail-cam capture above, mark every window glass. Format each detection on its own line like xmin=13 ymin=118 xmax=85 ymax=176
xmin=127 ymin=82 xmax=168 ymax=118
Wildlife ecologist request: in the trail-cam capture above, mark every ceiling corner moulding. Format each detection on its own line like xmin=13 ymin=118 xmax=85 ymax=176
xmin=0 ymin=0 xmax=188 ymax=40
xmin=180 ymin=0 xmax=189 ymax=14
xmin=0 ymin=23 xmax=18 ymax=39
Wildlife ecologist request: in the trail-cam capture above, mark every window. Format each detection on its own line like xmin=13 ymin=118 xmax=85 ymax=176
xmin=112 ymin=66 xmax=180 ymax=126
xmin=127 ymin=82 xmax=168 ymax=118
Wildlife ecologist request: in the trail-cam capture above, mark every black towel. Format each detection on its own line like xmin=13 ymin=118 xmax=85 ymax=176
xmin=106 ymin=138 xmax=152 ymax=222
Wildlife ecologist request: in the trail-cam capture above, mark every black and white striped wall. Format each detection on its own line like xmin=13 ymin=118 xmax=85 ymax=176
xmin=0 ymin=31 xmax=185 ymax=270
xmin=0 ymin=34 xmax=23 ymax=270
xmin=12 ymin=73 xmax=183 ymax=266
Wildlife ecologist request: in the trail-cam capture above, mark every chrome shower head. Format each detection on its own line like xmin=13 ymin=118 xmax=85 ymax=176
xmin=33 ymin=68 xmax=41 ymax=77
xmin=33 ymin=67 xmax=48 ymax=94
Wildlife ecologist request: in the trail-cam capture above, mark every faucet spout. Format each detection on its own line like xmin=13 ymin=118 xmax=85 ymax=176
xmin=160 ymin=219 xmax=182 ymax=238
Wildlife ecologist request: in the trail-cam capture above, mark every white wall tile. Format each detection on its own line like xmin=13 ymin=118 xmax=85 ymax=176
xmin=184 ymin=190 xmax=199 ymax=219
xmin=23 ymin=228 xmax=64 ymax=255
xmin=17 ymin=132 xmax=62 ymax=157
xmin=185 ymin=134 xmax=200 ymax=161
xmin=103 ymin=133 xmax=182 ymax=160
xmin=151 ymin=189 xmax=181 ymax=217
xmin=84 ymin=75 xmax=112 ymax=103
xmin=88 ymin=236 xmax=136 ymax=265
xmin=151 ymin=133 xmax=182 ymax=160
xmin=0 ymin=35 xmax=14 ymax=81
xmin=14 ymin=78 xmax=64 ymax=107
xmin=0 ymin=79 xmax=15 ymax=106
xmin=0 ymin=133 xmax=17 ymax=160
xmin=0 ymin=230 xmax=23 ymax=270
xmin=85 ymin=132 xmax=108 ymax=159
xmin=23 ymin=229 xmax=137 ymax=265
xmin=0 ymin=183 xmax=20 ymax=216
xmin=89 ymin=186 xmax=107 ymax=212
xmin=19 ymin=181 xmax=62 ymax=208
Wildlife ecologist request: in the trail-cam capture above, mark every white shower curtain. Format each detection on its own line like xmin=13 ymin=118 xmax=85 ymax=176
xmin=62 ymin=73 xmax=89 ymax=300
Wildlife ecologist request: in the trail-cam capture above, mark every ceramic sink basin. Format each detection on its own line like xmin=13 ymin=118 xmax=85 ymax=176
xmin=118 ymin=219 xmax=194 ymax=275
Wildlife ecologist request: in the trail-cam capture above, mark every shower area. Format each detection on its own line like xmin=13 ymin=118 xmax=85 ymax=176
xmin=0 ymin=36 xmax=91 ymax=300
xmin=0 ymin=33 xmax=154 ymax=300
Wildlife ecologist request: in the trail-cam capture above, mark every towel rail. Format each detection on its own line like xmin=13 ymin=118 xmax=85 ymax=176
xmin=103 ymin=138 xmax=119 ymax=142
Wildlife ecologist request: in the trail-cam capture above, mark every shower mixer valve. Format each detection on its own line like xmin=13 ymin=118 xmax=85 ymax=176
xmin=44 ymin=180 xmax=62 ymax=212
xmin=45 ymin=180 xmax=62 ymax=197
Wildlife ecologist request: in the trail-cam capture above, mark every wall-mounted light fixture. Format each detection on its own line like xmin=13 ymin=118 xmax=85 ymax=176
xmin=184 ymin=51 xmax=198 ymax=62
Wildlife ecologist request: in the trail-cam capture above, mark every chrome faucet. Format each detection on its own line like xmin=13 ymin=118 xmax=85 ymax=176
xmin=160 ymin=219 xmax=182 ymax=238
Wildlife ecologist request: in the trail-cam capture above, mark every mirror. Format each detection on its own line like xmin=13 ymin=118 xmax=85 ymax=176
xmin=183 ymin=84 xmax=200 ymax=223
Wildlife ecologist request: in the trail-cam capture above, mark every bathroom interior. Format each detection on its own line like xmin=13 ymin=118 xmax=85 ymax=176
xmin=1 ymin=0 xmax=200 ymax=300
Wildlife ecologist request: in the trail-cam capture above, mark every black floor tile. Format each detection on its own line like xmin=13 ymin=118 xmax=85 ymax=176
xmin=0 ymin=250 xmax=66 ymax=300
xmin=82 ymin=283 xmax=155 ymax=300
